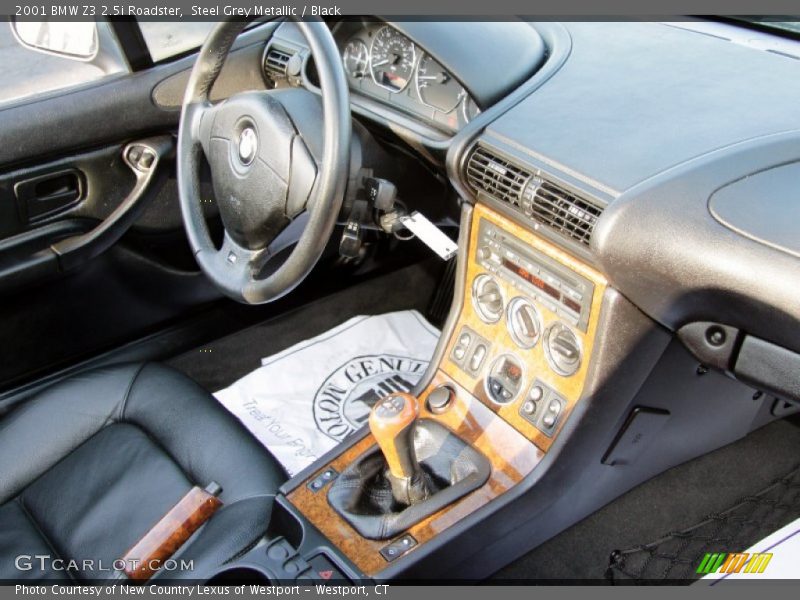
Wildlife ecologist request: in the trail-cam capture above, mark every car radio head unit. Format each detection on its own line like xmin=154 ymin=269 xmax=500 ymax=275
xmin=475 ymin=219 xmax=594 ymax=332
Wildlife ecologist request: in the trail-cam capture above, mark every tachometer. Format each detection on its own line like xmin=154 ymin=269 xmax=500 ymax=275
xmin=342 ymin=39 xmax=369 ymax=79
xmin=370 ymin=26 xmax=416 ymax=93
xmin=416 ymin=54 xmax=464 ymax=113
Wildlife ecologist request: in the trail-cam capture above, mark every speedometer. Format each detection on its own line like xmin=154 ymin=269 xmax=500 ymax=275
xmin=370 ymin=26 xmax=416 ymax=93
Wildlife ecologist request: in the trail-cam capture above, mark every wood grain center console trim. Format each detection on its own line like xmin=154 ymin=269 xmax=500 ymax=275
xmin=286 ymin=371 xmax=542 ymax=576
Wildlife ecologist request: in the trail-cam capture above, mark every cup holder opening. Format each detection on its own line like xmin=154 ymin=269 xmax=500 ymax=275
xmin=206 ymin=567 xmax=271 ymax=585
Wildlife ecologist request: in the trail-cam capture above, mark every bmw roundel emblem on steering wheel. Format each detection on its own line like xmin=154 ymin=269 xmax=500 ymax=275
xmin=237 ymin=127 xmax=257 ymax=166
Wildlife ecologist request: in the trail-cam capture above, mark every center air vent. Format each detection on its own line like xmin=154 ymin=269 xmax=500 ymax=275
xmin=529 ymin=180 xmax=603 ymax=248
xmin=466 ymin=146 xmax=530 ymax=207
xmin=466 ymin=145 xmax=603 ymax=247
xmin=264 ymin=47 xmax=293 ymax=77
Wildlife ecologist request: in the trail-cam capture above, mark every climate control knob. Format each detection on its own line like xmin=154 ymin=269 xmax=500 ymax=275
xmin=507 ymin=297 xmax=542 ymax=349
xmin=472 ymin=274 xmax=504 ymax=323
xmin=544 ymin=322 xmax=582 ymax=376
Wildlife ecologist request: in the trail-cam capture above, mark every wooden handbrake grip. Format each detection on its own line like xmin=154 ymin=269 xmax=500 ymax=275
xmin=368 ymin=392 xmax=419 ymax=480
xmin=120 ymin=483 xmax=223 ymax=581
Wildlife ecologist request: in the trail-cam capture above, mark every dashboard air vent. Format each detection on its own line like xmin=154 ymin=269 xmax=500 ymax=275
xmin=529 ymin=181 xmax=603 ymax=247
xmin=466 ymin=146 xmax=530 ymax=207
xmin=264 ymin=47 xmax=293 ymax=77
xmin=466 ymin=145 xmax=603 ymax=247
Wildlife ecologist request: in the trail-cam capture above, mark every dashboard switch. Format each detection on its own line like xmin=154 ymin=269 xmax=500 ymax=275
xmin=469 ymin=344 xmax=487 ymax=372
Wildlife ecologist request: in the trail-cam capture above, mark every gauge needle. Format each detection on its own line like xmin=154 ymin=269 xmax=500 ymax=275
xmin=372 ymin=58 xmax=389 ymax=67
xmin=419 ymin=72 xmax=448 ymax=84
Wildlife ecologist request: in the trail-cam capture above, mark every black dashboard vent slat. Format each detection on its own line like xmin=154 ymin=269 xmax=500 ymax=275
xmin=265 ymin=47 xmax=292 ymax=76
xmin=465 ymin=145 xmax=603 ymax=247
xmin=531 ymin=182 xmax=602 ymax=247
xmin=465 ymin=146 xmax=530 ymax=207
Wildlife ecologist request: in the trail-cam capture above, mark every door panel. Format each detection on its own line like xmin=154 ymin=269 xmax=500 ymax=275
xmin=0 ymin=24 xmax=279 ymax=388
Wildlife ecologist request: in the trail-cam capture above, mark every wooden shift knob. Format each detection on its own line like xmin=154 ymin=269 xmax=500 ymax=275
xmin=369 ymin=392 xmax=419 ymax=480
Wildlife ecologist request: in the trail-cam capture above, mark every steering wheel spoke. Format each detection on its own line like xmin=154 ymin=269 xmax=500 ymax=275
xmin=218 ymin=231 xmax=266 ymax=276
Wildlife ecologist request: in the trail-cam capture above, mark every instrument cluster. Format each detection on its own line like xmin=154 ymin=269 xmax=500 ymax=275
xmin=335 ymin=22 xmax=480 ymax=133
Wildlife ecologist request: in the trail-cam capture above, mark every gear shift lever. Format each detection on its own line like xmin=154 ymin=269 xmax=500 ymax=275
xmin=329 ymin=391 xmax=492 ymax=539
xmin=368 ymin=392 xmax=429 ymax=504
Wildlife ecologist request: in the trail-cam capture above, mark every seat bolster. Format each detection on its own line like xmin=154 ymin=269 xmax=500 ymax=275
xmin=0 ymin=364 xmax=144 ymax=504
xmin=121 ymin=364 xmax=286 ymax=504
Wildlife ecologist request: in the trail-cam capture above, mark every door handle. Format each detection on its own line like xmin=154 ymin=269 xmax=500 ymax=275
xmin=51 ymin=136 xmax=173 ymax=272
xmin=14 ymin=169 xmax=84 ymax=222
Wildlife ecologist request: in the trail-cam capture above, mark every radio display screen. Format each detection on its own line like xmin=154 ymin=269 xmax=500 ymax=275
xmin=502 ymin=258 xmax=559 ymax=299
xmin=562 ymin=296 xmax=582 ymax=314
xmin=502 ymin=257 xmax=582 ymax=316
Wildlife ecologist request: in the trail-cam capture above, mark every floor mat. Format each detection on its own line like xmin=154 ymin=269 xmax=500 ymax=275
xmin=607 ymin=462 xmax=800 ymax=583
xmin=213 ymin=310 xmax=439 ymax=476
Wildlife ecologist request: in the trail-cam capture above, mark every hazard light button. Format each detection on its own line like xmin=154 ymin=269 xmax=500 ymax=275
xmin=308 ymin=554 xmax=349 ymax=583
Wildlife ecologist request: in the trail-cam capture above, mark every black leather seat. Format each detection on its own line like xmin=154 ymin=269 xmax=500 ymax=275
xmin=0 ymin=363 xmax=286 ymax=582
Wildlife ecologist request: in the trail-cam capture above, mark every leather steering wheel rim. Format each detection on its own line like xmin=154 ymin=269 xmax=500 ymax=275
xmin=177 ymin=18 xmax=351 ymax=304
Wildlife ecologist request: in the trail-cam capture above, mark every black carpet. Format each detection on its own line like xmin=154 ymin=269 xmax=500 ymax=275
xmin=167 ymin=260 xmax=442 ymax=391
xmin=493 ymin=415 xmax=800 ymax=581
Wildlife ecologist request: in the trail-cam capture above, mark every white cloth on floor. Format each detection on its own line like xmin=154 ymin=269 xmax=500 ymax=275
xmin=214 ymin=310 xmax=439 ymax=476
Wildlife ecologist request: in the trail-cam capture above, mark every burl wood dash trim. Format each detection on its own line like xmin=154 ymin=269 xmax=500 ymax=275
xmin=442 ymin=203 xmax=608 ymax=452
xmin=121 ymin=486 xmax=222 ymax=581
xmin=287 ymin=371 xmax=543 ymax=576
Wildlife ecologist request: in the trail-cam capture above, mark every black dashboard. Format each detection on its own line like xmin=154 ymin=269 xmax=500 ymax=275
xmin=261 ymin=17 xmax=800 ymax=390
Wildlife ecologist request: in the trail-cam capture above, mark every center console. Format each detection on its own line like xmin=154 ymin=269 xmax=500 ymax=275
xmin=444 ymin=204 xmax=606 ymax=452
xmin=239 ymin=202 xmax=607 ymax=581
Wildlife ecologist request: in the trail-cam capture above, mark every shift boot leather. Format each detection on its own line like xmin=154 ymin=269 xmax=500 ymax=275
xmin=327 ymin=419 xmax=491 ymax=540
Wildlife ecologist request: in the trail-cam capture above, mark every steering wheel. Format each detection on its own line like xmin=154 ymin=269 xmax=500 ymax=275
xmin=177 ymin=18 xmax=351 ymax=304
